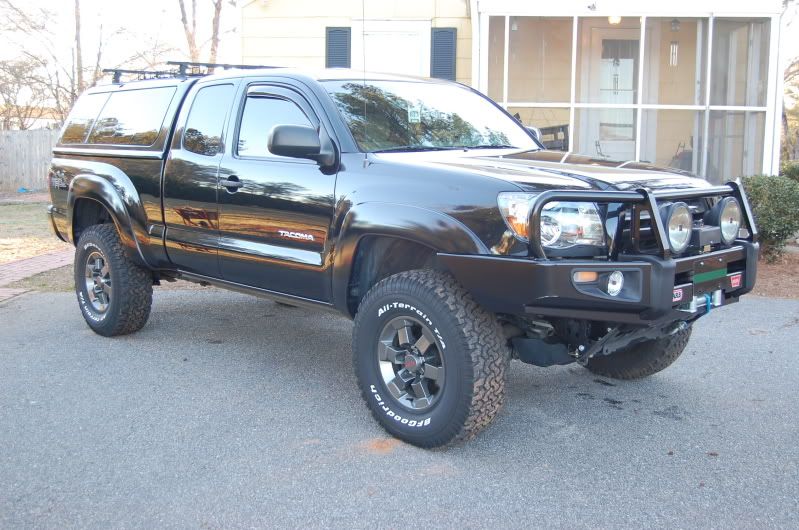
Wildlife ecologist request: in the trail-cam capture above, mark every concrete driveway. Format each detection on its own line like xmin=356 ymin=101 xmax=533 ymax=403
xmin=1 ymin=290 xmax=797 ymax=528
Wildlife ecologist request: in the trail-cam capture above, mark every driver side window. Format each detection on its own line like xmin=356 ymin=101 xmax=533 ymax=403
xmin=237 ymin=96 xmax=314 ymax=158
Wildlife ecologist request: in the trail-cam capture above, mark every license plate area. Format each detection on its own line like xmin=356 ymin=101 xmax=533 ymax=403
xmin=693 ymin=259 xmax=728 ymax=296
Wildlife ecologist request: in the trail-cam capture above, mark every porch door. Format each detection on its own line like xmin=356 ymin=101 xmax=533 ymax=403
xmin=586 ymin=29 xmax=639 ymax=160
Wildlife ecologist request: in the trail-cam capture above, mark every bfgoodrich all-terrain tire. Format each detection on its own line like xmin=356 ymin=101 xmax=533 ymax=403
xmin=353 ymin=269 xmax=508 ymax=448
xmin=584 ymin=326 xmax=692 ymax=380
xmin=74 ymin=224 xmax=153 ymax=337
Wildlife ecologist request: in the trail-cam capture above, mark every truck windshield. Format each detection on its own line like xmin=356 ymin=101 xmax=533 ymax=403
xmin=322 ymin=80 xmax=539 ymax=153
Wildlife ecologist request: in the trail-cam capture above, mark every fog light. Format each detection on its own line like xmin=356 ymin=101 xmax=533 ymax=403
xmin=606 ymin=270 xmax=624 ymax=296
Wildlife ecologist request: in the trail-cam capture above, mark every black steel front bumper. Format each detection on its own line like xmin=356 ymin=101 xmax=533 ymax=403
xmin=439 ymin=242 xmax=757 ymax=324
xmin=439 ymin=181 xmax=759 ymax=325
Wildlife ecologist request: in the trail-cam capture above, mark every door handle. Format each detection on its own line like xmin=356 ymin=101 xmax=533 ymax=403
xmin=220 ymin=175 xmax=243 ymax=191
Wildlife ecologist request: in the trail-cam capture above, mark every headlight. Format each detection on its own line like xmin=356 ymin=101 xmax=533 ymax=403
xmin=497 ymin=193 xmax=605 ymax=249
xmin=706 ymin=197 xmax=742 ymax=245
xmin=660 ymin=202 xmax=692 ymax=254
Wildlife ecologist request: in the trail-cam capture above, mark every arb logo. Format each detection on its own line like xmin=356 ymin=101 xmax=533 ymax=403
xmin=672 ymin=288 xmax=684 ymax=303
xmin=730 ymin=274 xmax=742 ymax=289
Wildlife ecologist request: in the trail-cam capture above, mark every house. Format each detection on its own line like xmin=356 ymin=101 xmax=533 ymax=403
xmin=240 ymin=0 xmax=785 ymax=183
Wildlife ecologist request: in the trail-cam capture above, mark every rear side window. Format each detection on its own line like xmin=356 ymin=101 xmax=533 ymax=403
xmin=182 ymin=84 xmax=235 ymax=156
xmin=237 ymin=96 xmax=314 ymax=158
xmin=87 ymin=87 xmax=176 ymax=146
xmin=60 ymin=93 xmax=110 ymax=144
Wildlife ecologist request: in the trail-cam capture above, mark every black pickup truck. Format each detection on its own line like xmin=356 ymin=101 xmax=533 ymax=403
xmin=48 ymin=65 xmax=758 ymax=448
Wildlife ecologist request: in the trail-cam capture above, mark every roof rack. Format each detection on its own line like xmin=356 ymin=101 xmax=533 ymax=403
xmin=102 ymin=68 xmax=176 ymax=83
xmin=166 ymin=61 xmax=277 ymax=76
xmin=102 ymin=61 xmax=278 ymax=84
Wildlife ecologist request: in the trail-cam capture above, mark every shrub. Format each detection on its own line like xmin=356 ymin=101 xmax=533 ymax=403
xmin=781 ymin=161 xmax=799 ymax=184
xmin=741 ymin=175 xmax=799 ymax=261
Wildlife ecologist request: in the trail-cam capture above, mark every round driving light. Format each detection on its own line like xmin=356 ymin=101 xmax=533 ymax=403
xmin=540 ymin=214 xmax=562 ymax=247
xmin=661 ymin=202 xmax=692 ymax=254
xmin=717 ymin=197 xmax=742 ymax=245
xmin=606 ymin=270 xmax=624 ymax=297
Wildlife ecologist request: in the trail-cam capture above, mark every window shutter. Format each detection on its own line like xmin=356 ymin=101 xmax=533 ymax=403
xmin=430 ymin=28 xmax=457 ymax=81
xmin=326 ymin=27 xmax=351 ymax=68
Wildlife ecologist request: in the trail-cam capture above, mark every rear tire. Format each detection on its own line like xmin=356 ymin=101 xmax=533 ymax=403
xmin=353 ymin=269 xmax=508 ymax=448
xmin=74 ymin=224 xmax=153 ymax=337
xmin=584 ymin=326 xmax=692 ymax=380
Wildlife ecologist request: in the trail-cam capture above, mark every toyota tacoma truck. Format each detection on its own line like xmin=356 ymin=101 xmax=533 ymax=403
xmin=47 ymin=63 xmax=758 ymax=448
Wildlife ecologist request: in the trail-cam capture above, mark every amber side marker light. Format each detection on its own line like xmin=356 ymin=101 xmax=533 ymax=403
xmin=573 ymin=271 xmax=599 ymax=283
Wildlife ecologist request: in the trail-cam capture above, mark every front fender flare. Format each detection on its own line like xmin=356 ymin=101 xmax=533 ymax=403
xmin=331 ymin=202 xmax=489 ymax=314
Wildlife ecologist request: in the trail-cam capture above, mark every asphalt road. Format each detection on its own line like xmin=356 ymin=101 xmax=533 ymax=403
xmin=1 ymin=290 xmax=797 ymax=529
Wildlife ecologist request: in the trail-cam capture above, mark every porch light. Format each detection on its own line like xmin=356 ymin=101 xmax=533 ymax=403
xmin=608 ymin=16 xmax=622 ymax=25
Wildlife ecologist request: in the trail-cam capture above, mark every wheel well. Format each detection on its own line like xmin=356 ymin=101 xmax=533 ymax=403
xmin=347 ymin=236 xmax=437 ymax=315
xmin=72 ymin=198 xmax=114 ymax=243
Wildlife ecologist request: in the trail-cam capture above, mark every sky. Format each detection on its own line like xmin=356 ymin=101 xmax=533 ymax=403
xmin=1 ymin=0 xmax=241 ymax=72
xmin=2 ymin=1 xmax=799 ymax=87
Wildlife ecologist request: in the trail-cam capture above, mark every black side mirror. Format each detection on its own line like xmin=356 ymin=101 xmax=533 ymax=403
xmin=268 ymin=124 xmax=322 ymax=160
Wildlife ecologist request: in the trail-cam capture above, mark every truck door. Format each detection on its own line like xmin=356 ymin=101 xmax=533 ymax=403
xmin=162 ymin=82 xmax=238 ymax=276
xmin=216 ymin=84 xmax=337 ymax=302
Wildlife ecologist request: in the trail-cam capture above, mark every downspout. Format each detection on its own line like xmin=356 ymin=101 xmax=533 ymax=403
xmin=470 ymin=0 xmax=479 ymax=88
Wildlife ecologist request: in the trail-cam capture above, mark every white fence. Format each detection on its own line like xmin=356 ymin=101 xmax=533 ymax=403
xmin=0 ymin=129 xmax=60 ymax=192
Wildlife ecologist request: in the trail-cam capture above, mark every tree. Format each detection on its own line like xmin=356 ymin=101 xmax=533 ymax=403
xmin=0 ymin=59 xmax=48 ymax=130
xmin=0 ymin=0 xmax=174 ymax=126
xmin=177 ymin=0 xmax=236 ymax=66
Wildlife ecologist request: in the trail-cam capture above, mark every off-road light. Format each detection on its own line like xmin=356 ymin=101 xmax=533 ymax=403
xmin=606 ymin=270 xmax=624 ymax=296
xmin=660 ymin=202 xmax=692 ymax=254
xmin=706 ymin=197 xmax=742 ymax=246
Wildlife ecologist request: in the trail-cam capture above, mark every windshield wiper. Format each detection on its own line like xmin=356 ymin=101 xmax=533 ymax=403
xmin=372 ymin=146 xmax=459 ymax=153
xmin=457 ymin=144 xmax=518 ymax=150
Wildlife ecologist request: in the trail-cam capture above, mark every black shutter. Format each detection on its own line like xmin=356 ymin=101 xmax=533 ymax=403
xmin=326 ymin=27 xmax=351 ymax=68
xmin=430 ymin=28 xmax=457 ymax=81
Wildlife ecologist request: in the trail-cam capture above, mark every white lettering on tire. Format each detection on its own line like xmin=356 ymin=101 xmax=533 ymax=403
xmin=370 ymin=384 xmax=431 ymax=427
xmin=376 ymin=302 xmax=446 ymax=349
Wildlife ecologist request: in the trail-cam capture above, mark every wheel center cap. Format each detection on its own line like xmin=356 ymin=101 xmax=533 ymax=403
xmin=403 ymin=354 xmax=423 ymax=372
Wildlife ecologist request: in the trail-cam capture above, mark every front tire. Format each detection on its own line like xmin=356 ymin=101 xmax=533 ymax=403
xmin=584 ymin=326 xmax=692 ymax=380
xmin=353 ymin=270 xmax=508 ymax=448
xmin=74 ymin=224 xmax=153 ymax=337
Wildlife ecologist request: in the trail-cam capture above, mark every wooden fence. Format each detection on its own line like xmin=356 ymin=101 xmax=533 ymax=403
xmin=0 ymin=129 xmax=60 ymax=191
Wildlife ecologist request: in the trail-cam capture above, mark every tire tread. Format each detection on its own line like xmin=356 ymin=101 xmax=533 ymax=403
xmin=353 ymin=269 xmax=508 ymax=447
xmin=75 ymin=224 xmax=152 ymax=336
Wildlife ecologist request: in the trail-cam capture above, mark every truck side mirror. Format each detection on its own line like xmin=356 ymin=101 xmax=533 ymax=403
xmin=268 ymin=124 xmax=322 ymax=161
xmin=526 ymin=126 xmax=541 ymax=141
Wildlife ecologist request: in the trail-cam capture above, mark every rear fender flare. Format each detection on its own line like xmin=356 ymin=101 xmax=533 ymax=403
xmin=332 ymin=202 xmax=488 ymax=314
xmin=67 ymin=169 xmax=150 ymax=268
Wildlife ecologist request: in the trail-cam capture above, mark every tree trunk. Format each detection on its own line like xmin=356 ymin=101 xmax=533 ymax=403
xmin=74 ymin=0 xmax=83 ymax=91
xmin=208 ymin=0 xmax=223 ymax=65
xmin=177 ymin=0 xmax=199 ymax=62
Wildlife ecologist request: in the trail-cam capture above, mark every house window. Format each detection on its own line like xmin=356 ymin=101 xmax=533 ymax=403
xmin=326 ymin=27 xmax=351 ymax=68
xmin=430 ymin=28 xmax=457 ymax=81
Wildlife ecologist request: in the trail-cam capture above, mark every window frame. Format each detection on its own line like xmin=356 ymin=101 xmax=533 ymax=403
xmin=232 ymin=84 xmax=321 ymax=163
xmin=180 ymin=82 xmax=237 ymax=157
xmin=84 ymin=85 xmax=178 ymax=148
xmin=477 ymin=11 xmax=780 ymax=179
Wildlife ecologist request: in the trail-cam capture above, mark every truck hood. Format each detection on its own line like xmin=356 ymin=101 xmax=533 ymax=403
xmin=373 ymin=149 xmax=713 ymax=193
